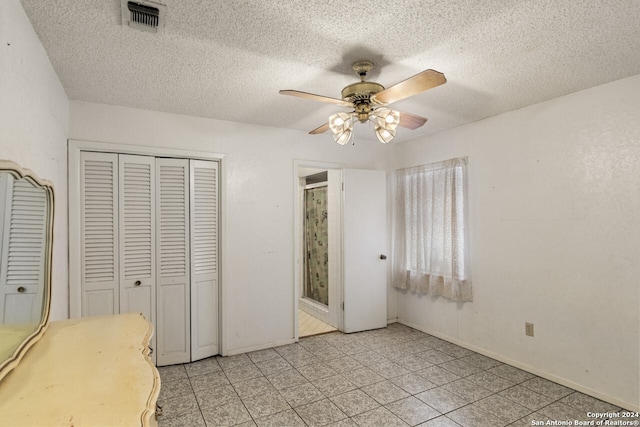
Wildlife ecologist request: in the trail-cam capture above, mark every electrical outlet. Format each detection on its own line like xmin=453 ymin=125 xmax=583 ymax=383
xmin=525 ymin=322 xmax=534 ymax=337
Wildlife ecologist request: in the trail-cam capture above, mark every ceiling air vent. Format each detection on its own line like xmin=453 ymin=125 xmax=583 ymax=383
xmin=121 ymin=0 xmax=166 ymax=33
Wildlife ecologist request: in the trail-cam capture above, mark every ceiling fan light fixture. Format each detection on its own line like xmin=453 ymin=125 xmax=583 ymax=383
xmin=375 ymin=126 xmax=395 ymax=144
xmin=329 ymin=112 xmax=353 ymax=134
xmin=333 ymin=128 xmax=353 ymax=145
xmin=280 ymin=62 xmax=445 ymax=146
xmin=374 ymin=107 xmax=400 ymax=131
xmin=329 ymin=112 xmax=354 ymax=145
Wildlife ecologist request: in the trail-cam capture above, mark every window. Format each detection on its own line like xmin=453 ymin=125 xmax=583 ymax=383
xmin=393 ymin=157 xmax=472 ymax=302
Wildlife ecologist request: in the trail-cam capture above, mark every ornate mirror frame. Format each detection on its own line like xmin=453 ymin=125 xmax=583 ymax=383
xmin=0 ymin=160 xmax=54 ymax=382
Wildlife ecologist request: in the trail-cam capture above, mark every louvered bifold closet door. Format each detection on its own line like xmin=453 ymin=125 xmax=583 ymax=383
xmin=118 ymin=155 xmax=155 ymax=328
xmin=80 ymin=152 xmax=119 ymax=317
xmin=156 ymin=158 xmax=190 ymax=366
xmin=190 ymin=160 xmax=219 ymax=360
xmin=0 ymin=175 xmax=47 ymax=323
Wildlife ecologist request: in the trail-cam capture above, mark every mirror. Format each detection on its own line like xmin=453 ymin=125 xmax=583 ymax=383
xmin=0 ymin=161 xmax=53 ymax=381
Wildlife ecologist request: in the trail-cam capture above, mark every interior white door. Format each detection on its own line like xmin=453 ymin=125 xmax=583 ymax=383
xmin=118 ymin=155 xmax=155 ymax=330
xmin=155 ymin=158 xmax=191 ymax=366
xmin=80 ymin=151 xmax=120 ymax=317
xmin=342 ymin=169 xmax=387 ymax=333
xmin=190 ymin=160 xmax=219 ymax=360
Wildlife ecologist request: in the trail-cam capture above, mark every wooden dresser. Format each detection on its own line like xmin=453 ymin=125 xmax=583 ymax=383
xmin=0 ymin=313 xmax=161 ymax=426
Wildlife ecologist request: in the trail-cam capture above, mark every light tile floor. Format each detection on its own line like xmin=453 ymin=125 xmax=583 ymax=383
xmin=299 ymin=309 xmax=337 ymax=338
xmin=157 ymin=323 xmax=631 ymax=427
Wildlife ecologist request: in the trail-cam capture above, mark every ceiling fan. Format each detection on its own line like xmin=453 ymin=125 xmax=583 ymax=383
xmin=279 ymin=61 xmax=446 ymax=145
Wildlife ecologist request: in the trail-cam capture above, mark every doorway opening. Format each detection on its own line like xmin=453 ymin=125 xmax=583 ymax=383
xmin=295 ymin=164 xmax=342 ymax=338
xmin=293 ymin=162 xmax=388 ymax=339
xmin=303 ymin=172 xmax=328 ymax=307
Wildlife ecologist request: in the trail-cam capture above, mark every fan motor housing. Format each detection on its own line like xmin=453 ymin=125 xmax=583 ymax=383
xmin=341 ymin=81 xmax=385 ymax=102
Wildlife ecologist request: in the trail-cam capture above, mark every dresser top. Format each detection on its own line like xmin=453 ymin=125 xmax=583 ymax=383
xmin=0 ymin=313 xmax=160 ymax=426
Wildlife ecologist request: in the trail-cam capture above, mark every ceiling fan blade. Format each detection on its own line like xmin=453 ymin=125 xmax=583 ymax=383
xmin=279 ymin=90 xmax=352 ymax=107
xmin=309 ymin=122 xmax=330 ymax=134
xmin=398 ymin=112 xmax=428 ymax=130
xmin=373 ymin=69 xmax=446 ymax=105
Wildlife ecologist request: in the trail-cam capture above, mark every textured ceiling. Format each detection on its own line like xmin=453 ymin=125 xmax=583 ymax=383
xmin=20 ymin=0 xmax=640 ymax=143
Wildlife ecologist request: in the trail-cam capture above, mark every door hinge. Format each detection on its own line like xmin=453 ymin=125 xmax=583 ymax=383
xmin=341 ymin=302 xmax=344 ymax=310
xmin=341 ymin=182 xmax=344 ymax=191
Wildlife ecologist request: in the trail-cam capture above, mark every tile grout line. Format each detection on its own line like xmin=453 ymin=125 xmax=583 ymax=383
xmin=183 ymin=366 xmax=207 ymax=425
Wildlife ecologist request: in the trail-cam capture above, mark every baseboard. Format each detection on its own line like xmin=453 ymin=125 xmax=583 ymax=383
xmin=223 ymin=338 xmax=295 ymax=356
xmin=398 ymin=319 xmax=639 ymax=412
xmin=387 ymin=317 xmax=399 ymax=324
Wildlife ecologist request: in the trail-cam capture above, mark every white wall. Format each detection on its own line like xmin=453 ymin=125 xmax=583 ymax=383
xmin=393 ymin=75 xmax=640 ymax=410
xmin=0 ymin=0 xmax=69 ymax=321
xmin=69 ymin=101 xmax=393 ymax=354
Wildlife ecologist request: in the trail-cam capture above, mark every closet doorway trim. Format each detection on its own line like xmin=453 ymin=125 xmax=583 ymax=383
xmin=68 ymin=139 xmax=227 ymax=354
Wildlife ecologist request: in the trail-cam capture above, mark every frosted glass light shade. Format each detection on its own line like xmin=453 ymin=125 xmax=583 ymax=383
xmin=333 ymin=128 xmax=353 ymax=145
xmin=329 ymin=112 xmax=354 ymax=145
xmin=375 ymin=126 xmax=395 ymax=144
xmin=374 ymin=107 xmax=400 ymax=131
xmin=329 ymin=112 xmax=353 ymax=134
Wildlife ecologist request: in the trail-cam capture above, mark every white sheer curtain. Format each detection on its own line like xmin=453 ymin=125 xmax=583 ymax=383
xmin=393 ymin=157 xmax=472 ymax=302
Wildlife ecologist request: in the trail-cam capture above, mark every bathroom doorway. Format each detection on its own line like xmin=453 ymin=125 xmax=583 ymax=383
xmin=295 ymin=164 xmax=342 ymax=338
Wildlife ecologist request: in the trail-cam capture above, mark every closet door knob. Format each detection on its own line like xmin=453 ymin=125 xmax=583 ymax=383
xmin=134 ymin=280 xmax=141 ymax=286
xmin=17 ymin=286 xmax=25 ymax=293
xmin=380 ymin=254 xmax=387 ymax=260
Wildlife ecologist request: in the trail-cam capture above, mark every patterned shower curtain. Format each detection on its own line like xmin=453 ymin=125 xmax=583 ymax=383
xmin=304 ymin=187 xmax=329 ymax=305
